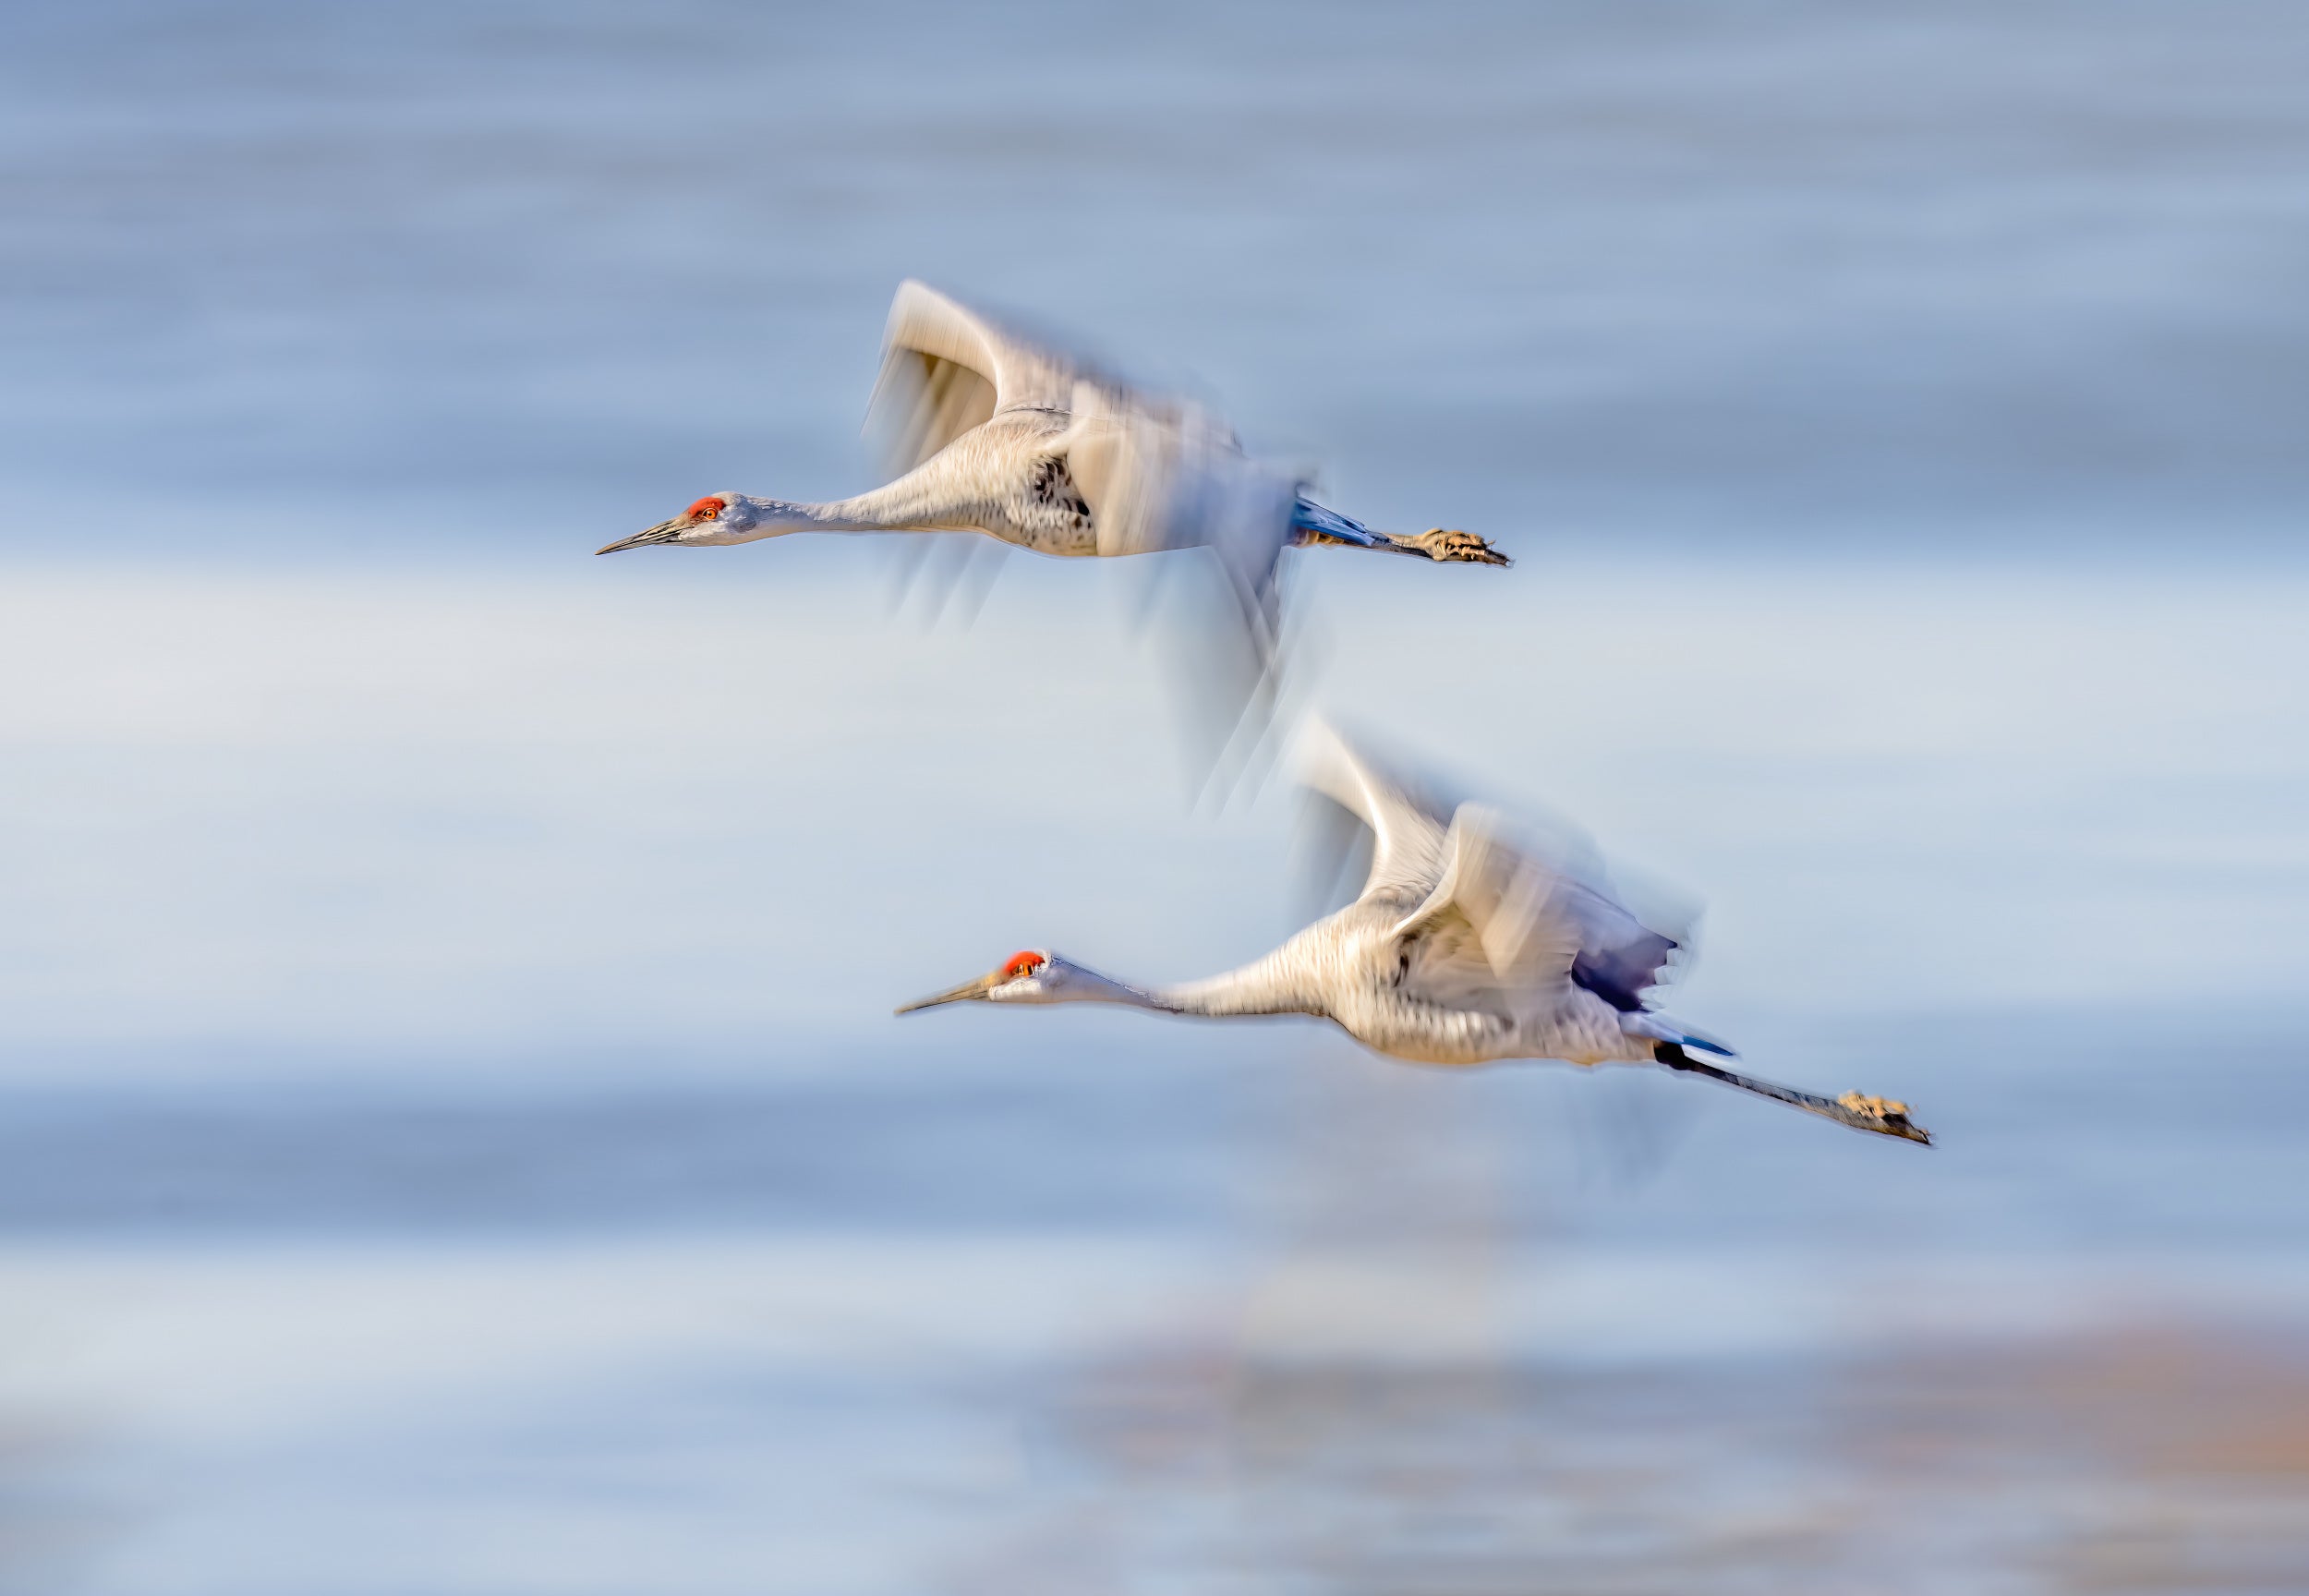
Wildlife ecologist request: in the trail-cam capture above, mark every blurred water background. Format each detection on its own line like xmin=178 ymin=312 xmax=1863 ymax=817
xmin=3 ymin=2 xmax=2307 ymax=1590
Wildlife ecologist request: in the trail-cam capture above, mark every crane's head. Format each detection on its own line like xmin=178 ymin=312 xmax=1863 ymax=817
xmin=597 ymin=493 xmax=772 ymax=554
xmin=894 ymin=949 xmax=1085 ymax=1014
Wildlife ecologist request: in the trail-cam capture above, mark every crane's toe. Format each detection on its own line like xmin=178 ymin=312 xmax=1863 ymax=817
xmin=1402 ymin=527 xmax=1512 ymax=566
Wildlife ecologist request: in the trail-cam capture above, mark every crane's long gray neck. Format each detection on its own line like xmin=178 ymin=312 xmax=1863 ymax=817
xmin=1066 ymin=951 xmax=1317 ymax=1021
xmin=743 ymin=461 xmax=976 ymax=534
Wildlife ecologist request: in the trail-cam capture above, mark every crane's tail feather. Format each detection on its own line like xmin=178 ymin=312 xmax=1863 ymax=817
xmin=1289 ymin=497 xmax=1397 ymax=550
xmin=1652 ymin=1043 xmax=1932 ymax=1144
xmin=1618 ymin=1012 xmax=1735 ymax=1058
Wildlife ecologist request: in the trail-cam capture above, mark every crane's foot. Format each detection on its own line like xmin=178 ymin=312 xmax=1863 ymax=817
xmin=1835 ymin=1093 xmax=1932 ymax=1144
xmin=1395 ymin=527 xmax=1511 ymax=566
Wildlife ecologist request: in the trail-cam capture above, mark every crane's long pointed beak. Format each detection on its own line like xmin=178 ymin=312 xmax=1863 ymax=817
xmin=894 ymin=973 xmax=997 ymax=1015
xmin=597 ymin=519 xmax=687 ymax=556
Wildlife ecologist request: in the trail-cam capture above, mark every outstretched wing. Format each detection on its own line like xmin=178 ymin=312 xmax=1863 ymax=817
xmin=1390 ymin=804 xmax=1583 ymax=989
xmin=868 ymin=280 xmax=1292 ymax=626
xmin=869 ymin=281 xmax=1301 ymax=780
xmin=1385 ymin=804 xmax=1681 ymax=1012
xmin=866 ymin=281 xmax=1085 ymax=476
xmin=1062 ymin=398 xmax=1297 ymax=645
xmin=1296 ymin=720 xmax=1456 ymax=901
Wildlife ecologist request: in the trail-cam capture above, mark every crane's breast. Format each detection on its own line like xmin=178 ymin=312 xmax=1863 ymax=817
xmin=1014 ymin=454 xmax=1097 ymax=554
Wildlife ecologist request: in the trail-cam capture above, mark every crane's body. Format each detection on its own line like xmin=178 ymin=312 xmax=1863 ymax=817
xmin=598 ymin=282 xmax=1506 ymax=645
xmin=970 ymin=902 xmax=1639 ymax=1069
xmin=901 ymin=724 xmax=1931 ymax=1144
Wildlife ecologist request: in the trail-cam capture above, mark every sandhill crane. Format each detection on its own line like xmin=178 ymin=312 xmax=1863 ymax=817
xmin=597 ymin=281 xmax=1507 ymax=655
xmin=898 ymin=723 xmax=1930 ymax=1143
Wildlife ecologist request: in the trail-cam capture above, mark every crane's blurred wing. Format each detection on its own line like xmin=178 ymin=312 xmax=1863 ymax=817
xmin=1064 ymin=400 xmax=1294 ymax=629
xmin=1387 ymin=804 xmax=1687 ymax=1011
xmin=1385 ymin=804 xmax=1596 ymax=1007
xmin=868 ymin=349 xmax=996 ymax=478
xmin=1057 ymin=396 xmax=1300 ymax=778
xmin=1560 ymin=881 xmax=1682 ymax=1012
xmin=868 ymin=280 xmax=1096 ymax=476
xmin=1292 ymin=784 xmax=1377 ymax=921
xmin=1295 ymin=720 xmax=1455 ymax=899
xmin=870 ymin=280 xmax=1297 ymax=774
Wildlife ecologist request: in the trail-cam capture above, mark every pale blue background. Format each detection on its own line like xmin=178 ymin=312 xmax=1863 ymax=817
xmin=0 ymin=3 xmax=2304 ymax=1590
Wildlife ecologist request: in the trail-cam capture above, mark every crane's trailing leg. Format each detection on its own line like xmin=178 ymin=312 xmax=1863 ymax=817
xmin=1653 ymin=1043 xmax=1933 ymax=1144
xmin=1289 ymin=498 xmax=1511 ymax=566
